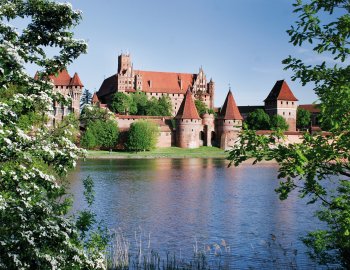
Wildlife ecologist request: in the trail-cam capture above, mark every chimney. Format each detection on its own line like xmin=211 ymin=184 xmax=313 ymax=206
xmin=149 ymin=80 xmax=152 ymax=88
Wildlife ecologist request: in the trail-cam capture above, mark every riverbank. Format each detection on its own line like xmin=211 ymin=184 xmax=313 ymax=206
xmin=85 ymin=146 xmax=228 ymax=159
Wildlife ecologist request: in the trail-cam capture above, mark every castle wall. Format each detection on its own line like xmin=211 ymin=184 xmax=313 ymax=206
xmin=157 ymin=130 xmax=172 ymax=148
xmin=116 ymin=116 xmax=173 ymax=148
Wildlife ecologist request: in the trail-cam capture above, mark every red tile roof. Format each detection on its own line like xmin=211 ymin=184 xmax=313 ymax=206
xmin=299 ymin=104 xmax=320 ymax=113
xmin=175 ymin=89 xmax=200 ymax=119
xmin=92 ymin=92 xmax=100 ymax=104
xmin=218 ymin=90 xmax=243 ymax=120
xmin=135 ymin=70 xmax=195 ymax=94
xmin=70 ymin=72 xmax=84 ymax=87
xmin=264 ymin=80 xmax=298 ymax=102
xmin=49 ymin=70 xmax=71 ymax=86
xmin=46 ymin=70 xmax=83 ymax=87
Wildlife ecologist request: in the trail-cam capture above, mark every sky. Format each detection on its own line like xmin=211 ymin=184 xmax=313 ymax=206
xmin=30 ymin=0 xmax=327 ymax=107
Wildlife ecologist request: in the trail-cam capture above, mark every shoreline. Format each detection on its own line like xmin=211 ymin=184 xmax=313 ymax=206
xmin=83 ymin=147 xmax=277 ymax=164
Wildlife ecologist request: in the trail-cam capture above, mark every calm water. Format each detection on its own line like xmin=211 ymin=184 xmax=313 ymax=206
xmin=68 ymin=158 xmax=324 ymax=269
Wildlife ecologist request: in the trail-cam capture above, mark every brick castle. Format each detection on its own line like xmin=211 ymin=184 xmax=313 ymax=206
xmin=49 ymin=53 xmax=315 ymax=149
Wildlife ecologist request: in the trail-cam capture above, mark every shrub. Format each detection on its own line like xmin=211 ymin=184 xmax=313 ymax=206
xmin=126 ymin=120 xmax=159 ymax=151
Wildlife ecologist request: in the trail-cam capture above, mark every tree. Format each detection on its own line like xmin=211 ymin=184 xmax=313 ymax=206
xmin=80 ymin=88 xmax=92 ymax=109
xmin=80 ymin=106 xmax=119 ymax=150
xmin=270 ymin=114 xmax=289 ymax=131
xmin=245 ymin=109 xmax=271 ymax=130
xmin=81 ymin=127 xmax=97 ymax=149
xmin=81 ymin=120 xmax=119 ymax=151
xmin=80 ymin=104 xmax=112 ymax=126
xmin=126 ymin=120 xmax=159 ymax=151
xmin=0 ymin=1 xmax=106 ymax=269
xmin=297 ymin=108 xmax=311 ymax=130
xmin=131 ymin=91 xmax=148 ymax=115
xmin=156 ymin=95 xmax=172 ymax=116
xmin=229 ymin=1 xmax=350 ymax=267
xmin=195 ymin=99 xmax=208 ymax=115
xmin=110 ymin=92 xmax=133 ymax=114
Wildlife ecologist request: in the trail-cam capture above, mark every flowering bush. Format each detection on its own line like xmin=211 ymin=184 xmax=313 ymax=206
xmin=0 ymin=1 xmax=106 ymax=269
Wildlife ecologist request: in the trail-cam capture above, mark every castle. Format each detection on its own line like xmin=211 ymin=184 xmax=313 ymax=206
xmin=91 ymin=53 xmax=301 ymax=149
xmin=96 ymin=53 xmax=214 ymax=115
xmin=48 ymin=53 xmax=306 ymax=150
xmin=36 ymin=70 xmax=84 ymax=126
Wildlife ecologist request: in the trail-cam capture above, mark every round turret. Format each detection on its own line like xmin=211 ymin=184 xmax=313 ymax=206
xmin=176 ymin=118 xmax=203 ymax=148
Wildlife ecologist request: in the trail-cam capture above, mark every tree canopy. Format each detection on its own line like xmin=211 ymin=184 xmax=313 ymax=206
xmin=109 ymin=91 xmax=172 ymax=116
xmin=229 ymin=1 xmax=350 ymax=267
xmin=297 ymin=108 xmax=311 ymax=130
xmin=245 ymin=109 xmax=271 ymax=130
xmin=0 ymin=1 xmax=106 ymax=268
xmin=126 ymin=120 xmax=159 ymax=151
xmin=270 ymin=114 xmax=289 ymax=131
xmin=195 ymin=99 xmax=208 ymax=115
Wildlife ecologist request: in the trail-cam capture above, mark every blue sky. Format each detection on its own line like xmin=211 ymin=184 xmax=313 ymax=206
xmin=52 ymin=0 xmax=322 ymax=106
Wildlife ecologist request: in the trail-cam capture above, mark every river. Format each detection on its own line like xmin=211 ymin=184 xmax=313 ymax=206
xmin=68 ymin=158 xmax=324 ymax=269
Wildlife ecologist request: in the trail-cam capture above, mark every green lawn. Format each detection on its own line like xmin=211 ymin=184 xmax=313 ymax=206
xmin=85 ymin=146 xmax=228 ymax=159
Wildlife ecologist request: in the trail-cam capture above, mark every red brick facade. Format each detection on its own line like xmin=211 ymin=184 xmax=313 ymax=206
xmin=96 ymin=53 xmax=214 ymax=115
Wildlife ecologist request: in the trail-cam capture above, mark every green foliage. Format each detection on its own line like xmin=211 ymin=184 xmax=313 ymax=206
xmin=144 ymin=96 xmax=172 ymax=116
xmin=0 ymin=1 xmax=107 ymax=268
xmin=132 ymin=91 xmax=148 ymax=115
xmin=109 ymin=91 xmax=172 ymax=116
xmin=155 ymin=95 xmax=172 ymax=116
xmin=245 ymin=109 xmax=271 ymax=130
xmin=110 ymin=92 xmax=133 ymax=114
xmin=270 ymin=114 xmax=289 ymax=131
xmin=80 ymin=104 xmax=112 ymax=126
xmin=126 ymin=120 xmax=159 ymax=151
xmin=230 ymin=0 xmax=350 ymax=267
xmin=81 ymin=119 xmax=119 ymax=150
xmin=195 ymin=99 xmax=208 ymax=115
xmin=297 ymin=108 xmax=311 ymax=130
xmin=54 ymin=113 xmax=80 ymax=143
xmin=81 ymin=127 xmax=97 ymax=149
xmin=207 ymin=108 xmax=215 ymax=115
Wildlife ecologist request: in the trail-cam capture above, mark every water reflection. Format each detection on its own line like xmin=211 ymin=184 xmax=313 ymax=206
xmin=68 ymin=158 xmax=322 ymax=269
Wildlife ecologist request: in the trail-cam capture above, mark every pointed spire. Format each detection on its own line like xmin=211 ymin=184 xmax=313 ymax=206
xmin=219 ymin=89 xmax=243 ymax=120
xmin=92 ymin=92 xmax=100 ymax=104
xmin=175 ymin=89 xmax=200 ymax=119
xmin=264 ymin=80 xmax=298 ymax=102
xmin=70 ymin=72 xmax=84 ymax=87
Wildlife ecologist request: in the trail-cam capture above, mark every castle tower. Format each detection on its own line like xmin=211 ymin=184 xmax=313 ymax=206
xmin=216 ymin=89 xmax=243 ymax=150
xmin=175 ymin=89 xmax=202 ymax=148
xmin=208 ymin=78 xmax=215 ymax=109
xmin=202 ymin=113 xmax=215 ymax=146
xmin=264 ymin=80 xmax=298 ymax=131
xmin=117 ymin=53 xmax=134 ymax=92
xmin=118 ymin=53 xmax=132 ymax=74
xmin=70 ymin=72 xmax=84 ymax=115
xmin=92 ymin=92 xmax=100 ymax=105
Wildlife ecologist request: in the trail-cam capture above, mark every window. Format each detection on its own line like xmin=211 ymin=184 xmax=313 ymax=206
xmin=287 ymin=101 xmax=289 ymax=105
xmin=283 ymin=112 xmax=285 ymax=115
xmin=289 ymin=112 xmax=291 ymax=115
xmin=292 ymin=102 xmax=294 ymax=105
xmin=281 ymin=101 xmax=283 ymax=104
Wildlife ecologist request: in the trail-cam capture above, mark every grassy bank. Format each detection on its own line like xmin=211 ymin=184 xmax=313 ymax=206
xmin=85 ymin=146 xmax=228 ymax=159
